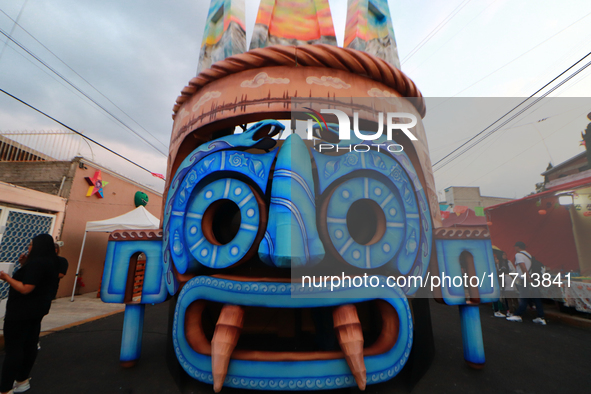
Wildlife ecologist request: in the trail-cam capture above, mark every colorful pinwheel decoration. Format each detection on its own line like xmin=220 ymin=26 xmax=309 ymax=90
xmin=85 ymin=170 xmax=108 ymax=198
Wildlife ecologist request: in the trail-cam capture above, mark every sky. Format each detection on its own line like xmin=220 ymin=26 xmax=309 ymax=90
xmin=0 ymin=0 xmax=590 ymax=199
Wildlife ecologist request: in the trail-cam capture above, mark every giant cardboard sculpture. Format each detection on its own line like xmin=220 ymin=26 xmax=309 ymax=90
xmin=101 ymin=0 xmax=499 ymax=391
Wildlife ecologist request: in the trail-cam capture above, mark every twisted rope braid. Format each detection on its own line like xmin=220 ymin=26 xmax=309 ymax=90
xmin=173 ymin=44 xmax=425 ymax=117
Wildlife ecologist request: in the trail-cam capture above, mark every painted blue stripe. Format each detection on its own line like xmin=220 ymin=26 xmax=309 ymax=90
xmin=238 ymin=193 xmax=254 ymax=208
xmin=339 ymin=237 xmax=354 ymax=255
xmin=264 ymin=231 xmax=274 ymax=256
xmin=223 ymin=178 xmax=231 ymax=198
xmin=186 ymin=213 xmax=202 ymax=219
xmin=274 ymin=169 xmax=315 ymax=207
xmin=380 ymin=193 xmax=394 ymax=208
xmin=270 ymin=197 xmax=309 ymax=261
xmin=189 ymin=237 xmax=206 ymax=252
xmin=240 ymin=223 xmax=258 ymax=231
xmin=327 ymin=217 xmax=347 ymax=224
xmin=211 ymin=245 xmax=218 ymax=267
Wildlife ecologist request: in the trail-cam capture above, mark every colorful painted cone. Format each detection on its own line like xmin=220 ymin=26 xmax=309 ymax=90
xmin=333 ymin=304 xmax=366 ymax=391
xmin=211 ymin=304 xmax=245 ymax=392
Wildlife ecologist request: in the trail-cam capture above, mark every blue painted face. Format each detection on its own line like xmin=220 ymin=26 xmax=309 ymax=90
xmin=159 ymin=120 xmax=433 ymax=391
xmin=164 ymin=121 xmax=432 ymax=287
xmin=104 ymin=118 xmax=498 ymax=389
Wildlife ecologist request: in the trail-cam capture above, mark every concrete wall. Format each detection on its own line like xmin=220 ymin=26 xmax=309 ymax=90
xmin=0 ymin=181 xmax=67 ymax=239
xmin=0 ymin=159 xmax=77 ymax=197
xmin=444 ymin=186 xmax=512 ymax=210
xmin=55 ymin=161 xmax=162 ymax=298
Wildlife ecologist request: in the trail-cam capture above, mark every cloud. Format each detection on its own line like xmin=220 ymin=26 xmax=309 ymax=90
xmin=306 ymin=76 xmax=351 ymax=89
xmin=1 ymin=0 xmax=589 ymax=200
xmin=240 ymin=72 xmax=289 ymax=88
xmin=191 ymin=91 xmax=221 ymax=112
xmin=367 ymin=87 xmax=397 ymax=98
xmin=366 ymin=88 xmax=401 ymax=105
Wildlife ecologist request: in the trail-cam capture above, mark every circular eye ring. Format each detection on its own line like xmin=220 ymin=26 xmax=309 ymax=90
xmin=346 ymin=198 xmax=387 ymax=246
xmin=184 ymin=178 xmax=267 ymax=269
xmin=201 ymin=199 xmax=242 ymax=246
xmin=319 ymin=176 xmax=407 ymax=269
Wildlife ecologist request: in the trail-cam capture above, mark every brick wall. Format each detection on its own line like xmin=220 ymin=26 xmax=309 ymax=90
xmin=0 ymin=159 xmax=78 ymax=197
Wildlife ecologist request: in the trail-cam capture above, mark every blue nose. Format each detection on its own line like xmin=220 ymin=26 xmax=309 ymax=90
xmin=258 ymin=134 xmax=325 ymax=267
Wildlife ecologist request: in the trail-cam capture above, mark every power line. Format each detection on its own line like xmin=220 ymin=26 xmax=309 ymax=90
xmin=0 ymin=88 xmax=164 ymax=179
xmin=401 ymin=0 xmax=472 ymax=64
xmin=554 ymin=66 xmax=591 ymax=97
xmin=433 ymin=51 xmax=591 ymax=171
xmin=404 ymin=0 xmax=499 ymax=75
xmin=516 ymin=30 xmax=591 ymax=96
xmin=1 ymin=38 xmax=89 ymax=100
xmin=434 ymin=61 xmax=591 ymax=172
xmin=449 ymin=10 xmax=591 ymax=97
xmin=2 ymin=40 xmax=162 ymax=151
xmin=0 ymin=26 xmax=168 ymax=157
xmin=432 ymin=114 xmax=557 ymax=156
xmin=463 ymin=107 xmax=591 ymax=187
xmin=0 ymin=0 xmax=28 ymax=62
xmin=435 ymin=72 xmax=591 ymax=175
xmin=0 ymin=7 xmax=169 ymax=150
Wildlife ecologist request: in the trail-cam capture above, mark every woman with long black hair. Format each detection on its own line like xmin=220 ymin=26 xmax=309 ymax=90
xmin=0 ymin=234 xmax=59 ymax=394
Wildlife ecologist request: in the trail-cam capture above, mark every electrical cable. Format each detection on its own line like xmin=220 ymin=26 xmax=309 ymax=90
xmin=401 ymin=0 xmax=472 ymax=64
xmin=449 ymin=10 xmax=591 ymax=97
xmin=435 ymin=57 xmax=591 ymax=171
xmin=0 ymin=7 xmax=169 ymax=150
xmin=554 ymin=66 xmax=591 ymax=97
xmin=435 ymin=101 xmax=591 ymax=192
xmin=1 ymin=41 xmax=162 ymax=149
xmin=404 ymin=0 xmax=498 ymax=74
xmin=0 ymin=26 xmax=168 ymax=157
xmin=463 ymin=106 xmax=590 ymax=187
xmin=516 ymin=31 xmax=591 ymax=96
xmin=0 ymin=87 xmax=164 ymax=179
xmin=0 ymin=0 xmax=28 ymax=61
xmin=432 ymin=50 xmax=591 ymax=171
xmin=1 ymin=40 xmax=90 ymax=101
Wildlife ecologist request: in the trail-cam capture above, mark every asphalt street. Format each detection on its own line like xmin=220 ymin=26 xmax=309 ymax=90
xmin=1 ymin=300 xmax=589 ymax=394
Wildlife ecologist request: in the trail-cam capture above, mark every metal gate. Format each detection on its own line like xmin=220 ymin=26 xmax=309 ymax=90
xmin=0 ymin=206 xmax=56 ymax=300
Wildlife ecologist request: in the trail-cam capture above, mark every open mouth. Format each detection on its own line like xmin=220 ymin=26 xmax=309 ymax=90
xmin=173 ymin=275 xmax=413 ymax=392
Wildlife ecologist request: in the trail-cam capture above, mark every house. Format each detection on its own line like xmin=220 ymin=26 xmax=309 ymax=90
xmin=0 ymin=134 xmax=162 ymax=298
xmin=441 ymin=186 xmax=513 ymax=210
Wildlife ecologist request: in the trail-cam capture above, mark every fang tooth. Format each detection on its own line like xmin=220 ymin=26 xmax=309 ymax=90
xmin=333 ymin=304 xmax=367 ymax=391
xmin=211 ymin=304 xmax=244 ymax=393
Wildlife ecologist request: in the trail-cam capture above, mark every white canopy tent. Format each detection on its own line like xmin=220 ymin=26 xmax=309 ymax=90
xmin=71 ymin=206 xmax=160 ymax=301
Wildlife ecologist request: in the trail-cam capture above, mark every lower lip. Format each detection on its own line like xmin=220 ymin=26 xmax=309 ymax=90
xmin=173 ymin=275 xmax=413 ymax=391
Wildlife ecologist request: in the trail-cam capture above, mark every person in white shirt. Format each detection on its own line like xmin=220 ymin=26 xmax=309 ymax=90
xmin=506 ymin=241 xmax=546 ymax=325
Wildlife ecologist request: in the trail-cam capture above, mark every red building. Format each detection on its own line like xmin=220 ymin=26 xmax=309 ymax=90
xmin=486 ymin=152 xmax=591 ymax=275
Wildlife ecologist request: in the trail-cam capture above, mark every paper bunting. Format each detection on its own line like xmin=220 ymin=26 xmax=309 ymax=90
xmin=474 ymin=207 xmax=485 ymax=216
xmin=453 ymin=205 xmax=468 ymax=214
